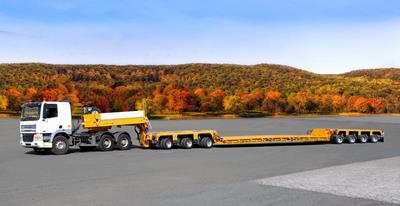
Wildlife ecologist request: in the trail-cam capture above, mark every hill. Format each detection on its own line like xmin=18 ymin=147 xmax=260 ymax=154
xmin=0 ymin=63 xmax=399 ymax=114
xmin=342 ymin=68 xmax=400 ymax=81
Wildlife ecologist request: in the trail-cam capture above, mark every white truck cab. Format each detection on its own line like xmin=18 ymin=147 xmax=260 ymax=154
xmin=19 ymin=101 xmax=136 ymax=155
xmin=20 ymin=101 xmax=73 ymax=151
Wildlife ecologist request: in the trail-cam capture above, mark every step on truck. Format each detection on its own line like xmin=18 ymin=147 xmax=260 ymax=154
xmin=19 ymin=101 xmax=384 ymax=155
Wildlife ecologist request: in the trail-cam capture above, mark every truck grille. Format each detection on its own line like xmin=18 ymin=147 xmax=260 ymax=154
xmin=21 ymin=125 xmax=36 ymax=133
xmin=22 ymin=133 xmax=34 ymax=142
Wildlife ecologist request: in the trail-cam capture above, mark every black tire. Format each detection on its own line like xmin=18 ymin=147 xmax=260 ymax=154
xmin=347 ymin=135 xmax=356 ymax=144
xmin=33 ymin=148 xmax=50 ymax=155
xmin=370 ymin=135 xmax=379 ymax=143
xmin=51 ymin=135 xmax=69 ymax=155
xmin=116 ymin=133 xmax=132 ymax=150
xmin=200 ymin=137 xmax=213 ymax=148
xmin=98 ymin=134 xmax=114 ymax=151
xmin=180 ymin=138 xmax=193 ymax=149
xmin=333 ymin=134 xmax=344 ymax=144
xmin=358 ymin=135 xmax=368 ymax=143
xmin=159 ymin=138 xmax=172 ymax=150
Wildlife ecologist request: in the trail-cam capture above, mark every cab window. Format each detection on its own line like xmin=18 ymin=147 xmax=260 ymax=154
xmin=43 ymin=104 xmax=58 ymax=118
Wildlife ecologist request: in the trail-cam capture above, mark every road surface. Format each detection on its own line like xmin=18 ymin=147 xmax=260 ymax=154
xmin=0 ymin=116 xmax=399 ymax=206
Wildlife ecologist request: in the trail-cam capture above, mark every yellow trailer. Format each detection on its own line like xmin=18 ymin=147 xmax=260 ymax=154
xmin=140 ymin=128 xmax=384 ymax=150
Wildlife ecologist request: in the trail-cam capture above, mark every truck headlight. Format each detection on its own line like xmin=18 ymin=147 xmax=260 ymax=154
xmin=33 ymin=133 xmax=43 ymax=141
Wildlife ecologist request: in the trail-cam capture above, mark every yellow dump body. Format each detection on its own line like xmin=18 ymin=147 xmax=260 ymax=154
xmin=82 ymin=111 xmax=148 ymax=129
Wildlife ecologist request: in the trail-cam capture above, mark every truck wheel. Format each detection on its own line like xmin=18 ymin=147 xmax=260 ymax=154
xmin=159 ymin=138 xmax=172 ymax=150
xmin=33 ymin=148 xmax=50 ymax=155
xmin=358 ymin=135 xmax=368 ymax=143
xmin=117 ymin=133 xmax=132 ymax=150
xmin=333 ymin=135 xmax=344 ymax=144
xmin=347 ymin=135 xmax=356 ymax=144
xmin=51 ymin=135 xmax=69 ymax=155
xmin=200 ymin=137 xmax=213 ymax=148
xmin=180 ymin=138 xmax=193 ymax=149
xmin=370 ymin=135 xmax=379 ymax=143
xmin=98 ymin=134 xmax=114 ymax=151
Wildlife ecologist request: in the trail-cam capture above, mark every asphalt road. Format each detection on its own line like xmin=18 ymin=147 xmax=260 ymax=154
xmin=1 ymin=116 xmax=399 ymax=206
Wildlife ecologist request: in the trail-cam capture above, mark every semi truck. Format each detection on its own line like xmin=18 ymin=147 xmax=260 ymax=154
xmin=19 ymin=101 xmax=384 ymax=155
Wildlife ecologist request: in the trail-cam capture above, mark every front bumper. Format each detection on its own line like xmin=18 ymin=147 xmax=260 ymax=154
xmin=20 ymin=140 xmax=52 ymax=148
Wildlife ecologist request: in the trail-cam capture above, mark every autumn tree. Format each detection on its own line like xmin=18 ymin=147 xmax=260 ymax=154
xmin=166 ymin=88 xmax=193 ymax=113
xmin=193 ymin=88 xmax=210 ymax=112
xmin=25 ymin=88 xmax=38 ymax=101
xmin=223 ymin=95 xmax=244 ymax=114
xmin=353 ymin=97 xmax=369 ymax=113
xmin=152 ymin=93 xmax=167 ymax=113
xmin=93 ymin=96 xmax=110 ymax=112
xmin=287 ymin=91 xmax=317 ymax=113
xmin=239 ymin=90 xmax=264 ymax=111
xmin=210 ymin=88 xmax=226 ymax=111
xmin=368 ymin=98 xmax=382 ymax=113
xmin=320 ymin=94 xmax=343 ymax=113
xmin=4 ymin=87 xmax=23 ymax=110
xmin=262 ymin=91 xmax=282 ymax=113
xmin=0 ymin=95 xmax=8 ymax=110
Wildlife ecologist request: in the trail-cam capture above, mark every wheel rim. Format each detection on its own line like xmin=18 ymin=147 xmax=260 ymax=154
xmin=55 ymin=141 xmax=66 ymax=150
xmin=103 ymin=138 xmax=112 ymax=148
xmin=121 ymin=138 xmax=129 ymax=147
xmin=206 ymin=139 xmax=212 ymax=147
xmin=186 ymin=140 xmax=192 ymax=148
xmin=361 ymin=136 xmax=367 ymax=142
xmin=166 ymin=140 xmax=172 ymax=148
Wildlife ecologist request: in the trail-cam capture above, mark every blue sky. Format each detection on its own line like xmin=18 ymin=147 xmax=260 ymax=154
xmin=0 ymin=0 xmax=399 ymax=73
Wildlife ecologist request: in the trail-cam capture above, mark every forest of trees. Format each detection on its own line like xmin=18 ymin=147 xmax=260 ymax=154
xmin=0 ymin=63 xmax=399 ymax=115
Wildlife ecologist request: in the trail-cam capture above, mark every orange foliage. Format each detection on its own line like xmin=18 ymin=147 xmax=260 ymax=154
xmin=25 ymin=88 xmax=37 ymax=100
xmin=5 ymin=87 xmax=22 ymax=97
xmin=166 ymin=88 xmax=193 ymax=112
xmin=265 ymin=91 xmax=282 ymax=102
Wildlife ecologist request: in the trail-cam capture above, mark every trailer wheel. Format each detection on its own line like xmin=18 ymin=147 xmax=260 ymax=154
xmin=159 ymin=138 xmax=172 ymax=150
xmin=180 ymin=138 xmax=193 ymax=149
xmin=358 ymin=135 xmax=368 ymax=143
xmin=117 ymin=133 xmax=132 ymax=150
xmin=347 ymin=135 xmax=356 ymax=144
xmin=333 ymin=134 xmax=344 ymax=144
xmin=33 ymin=148 xmax=50 ymax=155
xmin=51 ymin=135 xmax=69 ymax=155
xmin=98 ymin=134 xmax=114 ymax=151
xmin=200 ymin=137 xmax=213 ymax=148
xmin=370 ymin=135 xmax=379 ymax=143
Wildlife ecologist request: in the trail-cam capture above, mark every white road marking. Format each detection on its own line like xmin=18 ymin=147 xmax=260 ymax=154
xmin=258 ymin=156 xmax=400 ymax=204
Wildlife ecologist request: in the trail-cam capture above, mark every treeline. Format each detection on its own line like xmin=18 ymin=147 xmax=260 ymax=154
xmin=0 ymin=63 xmax=399 ymax=114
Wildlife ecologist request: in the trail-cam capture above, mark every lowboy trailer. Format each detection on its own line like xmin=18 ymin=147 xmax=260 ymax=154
xmin=19 ymin=101 xmax=384 ymax=155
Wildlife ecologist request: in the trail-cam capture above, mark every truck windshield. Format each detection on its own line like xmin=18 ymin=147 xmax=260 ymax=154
xmin=21 ymin=103 xmax=41 ymax=121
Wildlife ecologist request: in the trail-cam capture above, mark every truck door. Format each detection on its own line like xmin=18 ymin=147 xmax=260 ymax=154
xmin=42 ymin=103 xmax=61 ymax=134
